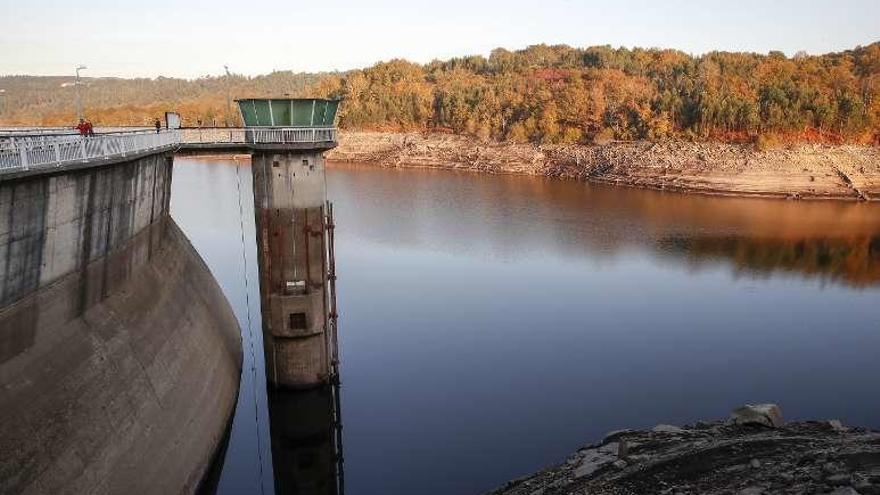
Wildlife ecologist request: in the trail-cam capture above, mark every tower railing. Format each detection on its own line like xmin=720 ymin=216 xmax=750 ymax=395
xmin=178 ymin=126 xmax=337 ymax=145
xmin=249 ymin=127 xmax=337 ymax=144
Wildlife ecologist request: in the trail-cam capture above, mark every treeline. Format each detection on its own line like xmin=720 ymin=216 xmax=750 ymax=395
xmin=317 ymin=43 xmax=880 ymax=144
xmin=2 ymin=42 xmax=879 ymax=144
xmin=0 ymin=71 xmax=324 ymax=126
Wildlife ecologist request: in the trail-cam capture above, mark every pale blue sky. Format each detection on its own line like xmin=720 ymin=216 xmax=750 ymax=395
xmin=1 ymin=0 xmax=877 ymax=79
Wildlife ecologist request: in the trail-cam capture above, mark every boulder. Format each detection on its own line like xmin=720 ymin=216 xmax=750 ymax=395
xmin=731 ymin=404 xmax=784 ymax=428
xmin=572 ymin=448 xmax=616 ymax=478
xmin=828 ymin=419 xmax=848 ymax=432
xmin=653 ymin=424 xmax=687 ymax=434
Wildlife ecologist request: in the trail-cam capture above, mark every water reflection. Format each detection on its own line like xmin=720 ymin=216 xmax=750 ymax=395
xmin=327 ymin=162 xmax=880 ymax=495
xmin=268 ymin=385 xmax=344 ymax=495
xmin=172 ymin=157 xmax=346 ymax=495
xmin=328 ymin=162 xmax=880 ymax=288
xmin=660 ymin=235 xmax=880 ymax=287
xmin=174 ymin=159 xmax=880 ymax=495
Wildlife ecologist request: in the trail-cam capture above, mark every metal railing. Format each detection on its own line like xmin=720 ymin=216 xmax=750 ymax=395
xmin=249 ymin=127 xmax=337 ymax=144
xmin=179 ymin=127 xmax=337 ymax=146
xmin=0 ymin=126 xmax=152 ymax=138
xmin=0 ymin=126 xmax=338 ymax=173
xmin=179 ymin=128 xmax=246 ymax=144
xmin=0 ymin=130 xmax=180 ymax=173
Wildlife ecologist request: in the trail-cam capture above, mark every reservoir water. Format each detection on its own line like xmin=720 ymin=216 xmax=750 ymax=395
xmin=172 ymin=157 xmax=880 ymax=495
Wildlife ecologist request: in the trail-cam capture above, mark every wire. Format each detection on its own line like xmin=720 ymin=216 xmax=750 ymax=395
xmin=235 ymin=161 xmax=267 ymax=495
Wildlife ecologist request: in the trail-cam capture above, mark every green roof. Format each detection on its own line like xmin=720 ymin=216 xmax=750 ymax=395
xmin=235 ymin=98 xmax=340 ymax=127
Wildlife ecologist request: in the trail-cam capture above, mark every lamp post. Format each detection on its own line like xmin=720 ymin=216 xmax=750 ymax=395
xmin=75 ymin=65 xmax=87 ymax=121
xmin=224 ymin=65 xmax=232 ymax=127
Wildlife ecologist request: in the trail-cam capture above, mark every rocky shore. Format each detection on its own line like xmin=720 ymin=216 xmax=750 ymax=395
xmin=327 ymin=132 xmax=880 ymax=201
xmin=486 ymin=405 xmax=880 ymax=495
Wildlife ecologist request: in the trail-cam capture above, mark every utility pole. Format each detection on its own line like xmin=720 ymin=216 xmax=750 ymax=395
xmin=224 ymin=65 xmax=232 ymax=127
xmin=75 ymin=65 xmax=87 ymax=121
xmin=0 ymin=90 xmax=6 ymax=117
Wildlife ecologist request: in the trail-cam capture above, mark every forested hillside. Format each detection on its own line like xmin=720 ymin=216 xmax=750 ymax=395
xmin=2 ymin=42 xmax=879 ymax=145
xmin=0 ymin=71 xmax=324 ymax=126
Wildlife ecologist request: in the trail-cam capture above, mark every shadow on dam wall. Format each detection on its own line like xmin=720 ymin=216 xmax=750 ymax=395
xmin=0 ymin=152 xmax=242 ymax=494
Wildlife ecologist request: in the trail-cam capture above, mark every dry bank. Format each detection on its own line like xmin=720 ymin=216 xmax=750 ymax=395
xmin=328 ymin=132 xmax=880 ymax=201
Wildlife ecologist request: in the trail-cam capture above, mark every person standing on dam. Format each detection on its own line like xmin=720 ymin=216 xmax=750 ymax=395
xmin=75 ymin=118 xmax=89 ymax=136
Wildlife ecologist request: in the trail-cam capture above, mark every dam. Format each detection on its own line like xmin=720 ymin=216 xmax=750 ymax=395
xmin=0 ymin=99 xmax=343 ymax=494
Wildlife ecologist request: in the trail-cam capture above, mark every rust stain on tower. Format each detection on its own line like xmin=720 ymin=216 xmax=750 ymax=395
xmin=239 ymin=98 xmax=341 ymax=389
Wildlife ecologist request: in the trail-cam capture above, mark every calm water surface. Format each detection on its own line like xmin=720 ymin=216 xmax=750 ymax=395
xmin=172 ymin=158 xmax=880 ymax=495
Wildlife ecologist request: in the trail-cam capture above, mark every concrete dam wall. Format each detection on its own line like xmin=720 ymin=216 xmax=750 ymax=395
xmin=0 ymin=153 xmax=242 ymax=494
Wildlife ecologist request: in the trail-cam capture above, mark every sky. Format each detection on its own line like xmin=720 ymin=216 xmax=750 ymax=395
xmin=1 ymin=0 xmax=878 ymax=79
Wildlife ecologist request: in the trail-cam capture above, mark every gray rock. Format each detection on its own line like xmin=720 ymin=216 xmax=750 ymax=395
xmin=731 ymin=404 xmax=784 ymax=428
xmin=828 ymin=419 xmax=848 ymax=432
xmin=725 ymin=463 xmax=749 ymax=473
xmin=602 ymin=429 xmax=635 ymax=444
xmin=617 ymin=439 xmax=630 ymax=459
xmin=825 ymin=462 xmax=843 ymax=474
xmin=597 ymin=442 xmax=619 ymax=454
xmin=613 ymin=459 xmax=628 ymax=469
xmin=829 ymin=488 xmax=860 ymax=495
xmin=653 ymin=424 xmax=687 ymax=434
xmin=572 ymin=449 xmax=615 ymax=479
xmin=739 ymin=487 xmax=765 ymax=495
xmin=750 ymin=458 xmax=761 ymax=469
xmin=548 ymin=478 xmax=568 ymax=489
xmin=853 ymin=476 xmax=875 ymax=493
xmin=827 ymin=474 xmax=853 ymax=486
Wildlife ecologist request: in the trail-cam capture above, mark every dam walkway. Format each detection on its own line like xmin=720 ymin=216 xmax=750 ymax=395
xmin=0 ymin=126 xmax=338 ymax=175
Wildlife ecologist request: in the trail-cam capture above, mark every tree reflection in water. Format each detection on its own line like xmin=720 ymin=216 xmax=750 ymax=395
xmin=658 ymin=235 xmax=880 ymax=288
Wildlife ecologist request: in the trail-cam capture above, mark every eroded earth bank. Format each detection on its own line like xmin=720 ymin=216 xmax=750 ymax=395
xmin=328 ymin=132 xmax=880 ymax=200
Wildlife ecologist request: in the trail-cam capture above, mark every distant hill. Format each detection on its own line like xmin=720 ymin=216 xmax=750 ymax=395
xmin=0 ymin=71 xmax=326 ymax=126
xmin=2 ymin=41 xmax=878 ymax=145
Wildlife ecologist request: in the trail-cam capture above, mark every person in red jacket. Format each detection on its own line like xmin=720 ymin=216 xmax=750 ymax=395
xmin=75 ymin=118 xmax=89 ymax=136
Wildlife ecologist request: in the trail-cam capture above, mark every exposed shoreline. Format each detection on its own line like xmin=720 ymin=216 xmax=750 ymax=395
xmin=486 ymin=405 xmax=880 ymax=495
xmin=327 ymin=132 xmax=880 ymax=201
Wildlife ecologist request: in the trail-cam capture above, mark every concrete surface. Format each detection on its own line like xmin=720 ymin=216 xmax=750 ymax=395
xmin=251 ymin=151 xmax=331 ymax=388
xmin=0 ymin=153 xmax=242 ymax=494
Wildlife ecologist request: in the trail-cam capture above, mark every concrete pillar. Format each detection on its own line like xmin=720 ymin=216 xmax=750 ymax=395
xmin=252 ymin=150 xmax=331 ymax=389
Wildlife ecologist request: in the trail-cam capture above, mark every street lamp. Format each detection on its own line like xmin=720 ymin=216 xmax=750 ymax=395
xmin=224 ymin=65 xmax=232 ymax=127
xmin=75 ymin=65 xmax=87 ymax=121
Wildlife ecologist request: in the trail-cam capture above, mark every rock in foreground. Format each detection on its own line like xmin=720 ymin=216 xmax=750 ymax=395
xmin=487 ymin=416 xmax=880 ymax=495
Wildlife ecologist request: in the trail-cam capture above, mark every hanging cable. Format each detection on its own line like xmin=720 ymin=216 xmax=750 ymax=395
xmin=235 ymin=161 xmax=266 ymax=495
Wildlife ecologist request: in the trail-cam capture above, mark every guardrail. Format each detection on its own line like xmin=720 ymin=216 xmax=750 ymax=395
xmin=179 ymin=127 xmax=337 ymax=145
xmin=0 ymin=126 xmax=152 ymax=138
xmin=249 ymin=127 xmax=337 ymax=144
xmin=0 ymin=130 xmax=180 ymax=173
xmin=179 ymin=128 xmax=246 ymax=144
xmin=0 ymin=126 xmax=338 ymax=174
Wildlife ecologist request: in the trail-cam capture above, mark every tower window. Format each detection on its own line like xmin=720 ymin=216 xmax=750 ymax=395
xmin=289 ymin=312 xmax=307 ymax=330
